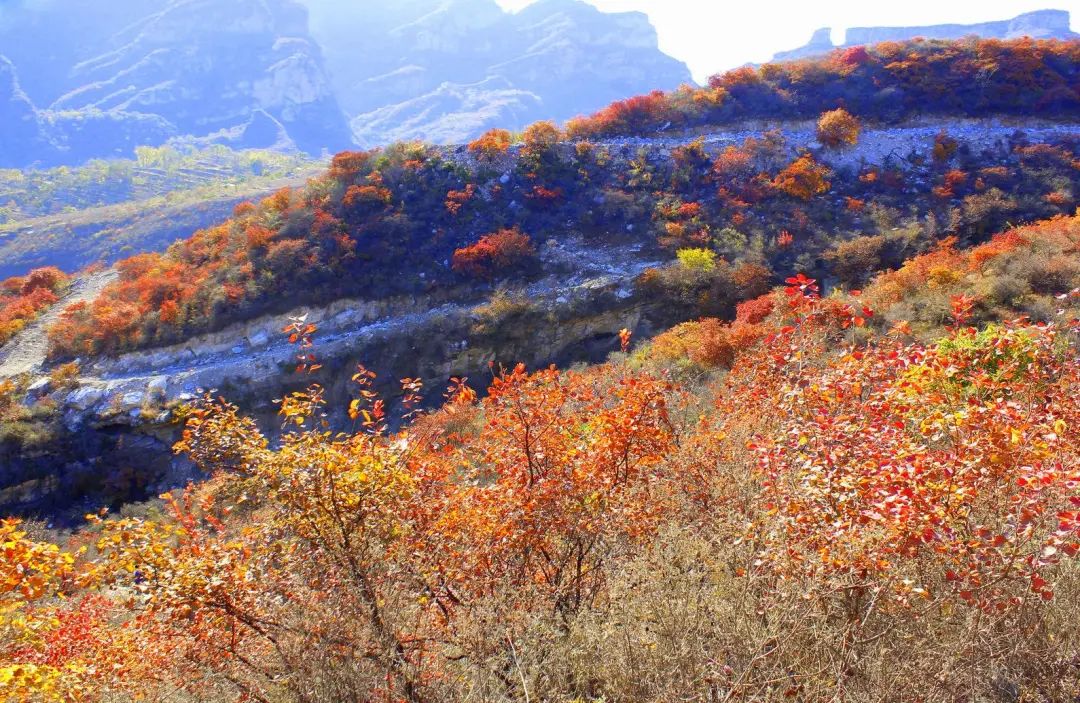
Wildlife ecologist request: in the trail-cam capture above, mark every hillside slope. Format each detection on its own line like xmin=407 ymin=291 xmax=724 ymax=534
xmin=0 ymin=269 xmax=117 ymax=378
xmin=0 ymin=114 xmax=1074 ymax=519
xmin=2 ymin=213 xmax=1079 ymax=702
xmin=1 ymin=37 xmax=1078 ymax=514
xmin=0 ymin=147 xmax=323 ymax=278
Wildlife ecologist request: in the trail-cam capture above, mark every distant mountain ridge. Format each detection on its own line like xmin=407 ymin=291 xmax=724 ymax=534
xmin=0 ymin=0 xmax=691 ymax=167
xmin=304 ymin=0 xmax=694 ymax=146
xmin=2 ymin=4 xmax=1072 ymax=170
xmin=0 ymin=0 xmax=351 ymax=167
xmin=774 ymin=9 xmax=1078 ymax=62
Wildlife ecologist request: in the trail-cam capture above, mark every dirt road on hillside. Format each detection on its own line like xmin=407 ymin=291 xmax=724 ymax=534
xmin=0 ymin=269 xmax=118 ymax=378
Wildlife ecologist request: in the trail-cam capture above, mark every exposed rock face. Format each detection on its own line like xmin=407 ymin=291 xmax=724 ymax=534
xmin=51 ymin=0 xmax=352 ymax=156
xmin=0 ymin=0 xmax=351 ymax=167
xmin=307 ymin=0 xmax=693 ymax=145
xmin=846 ymin=9 xmax=1077 ymax=45
xmin=773 ymin=9 xmax=1079 ymax=62
xmin=351 ymin=77 xmax=543 ymax=147
xmin=0 ymin=0 xmax=690 ymax=166
xmin=0 ymin=56 xmax=53 ymax=166
xmin=773 ymin=28 xmax=834 ymax=63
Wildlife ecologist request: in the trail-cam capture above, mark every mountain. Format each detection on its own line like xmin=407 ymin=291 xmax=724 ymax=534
xmin=0 ymin=0 xmax=691 ymax=167
xmin=774 ymin=9 xmax=1079 ymax=62
xmin=0 ymin=56 xmax=52 ymax=166
xmin=302 ymin=0 xmax=695 ymax=145
xmin=0 ymin=0 xmax=351 ymax=167
xmin=2 ymin=39 xmax=1080 ymax=700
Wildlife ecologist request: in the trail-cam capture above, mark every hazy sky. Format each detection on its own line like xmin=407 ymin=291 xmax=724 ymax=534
xmin=496 ymin=0 xmax=1080 ymax=83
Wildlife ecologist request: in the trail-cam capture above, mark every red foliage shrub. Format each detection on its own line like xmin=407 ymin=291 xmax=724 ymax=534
xmin=328 ymin=150 xmax=374 ymax=181
xmin=445 ymin=184 xmax=476 ymax=215
xmin=0 ymin=267 xmax=70 ymax=345
xmin=451 ymin=228 xmax=536 ymax=279
xmin=343 ymin=183 xmax=392 ymax=217
xmin=527 ymin=185 xmax=564 ymax=204
xmin=736 ymin=293 xmax=776 ymax=324
xmin=838 ymin=45 xmax=872 ymax=67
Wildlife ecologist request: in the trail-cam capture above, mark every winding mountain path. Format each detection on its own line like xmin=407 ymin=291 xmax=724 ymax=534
xmin=0 ymin=269 xmax=117 ymax=378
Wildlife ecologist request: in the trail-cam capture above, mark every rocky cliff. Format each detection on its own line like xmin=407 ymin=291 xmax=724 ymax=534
xmin=773 ymin=9 xmax=1079 ymax=62
xmin=0 ymin=56 xmax=52 ymax=167
xmin=0 ymin=0 xmax=352 ymax=167
xmin=307 ymin=0 xmax=694 ymax=146
xmin=0 ymin=0 xmax=692 ymax=166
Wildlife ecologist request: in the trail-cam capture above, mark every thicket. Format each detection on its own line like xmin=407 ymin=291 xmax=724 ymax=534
xmin=44 ymin=123 xmax=1078 ymax=358
xmin=563 ymin=38 xmax=1080 ymax=139
xmin=5 ymin=215 xmax=1080 ymax=702
xmin=0 ymin=267 xmax=69 ymax=346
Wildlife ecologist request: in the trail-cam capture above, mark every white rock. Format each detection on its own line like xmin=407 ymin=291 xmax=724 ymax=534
xmin=67 ymin=387 xmax=104 ymax=411
xmin=248 ymin=330 xmax=271 ymax=348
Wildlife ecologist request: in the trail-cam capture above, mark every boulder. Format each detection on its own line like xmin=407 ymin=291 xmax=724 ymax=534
xmin=66 ymin=387 xmax=104 ymax=411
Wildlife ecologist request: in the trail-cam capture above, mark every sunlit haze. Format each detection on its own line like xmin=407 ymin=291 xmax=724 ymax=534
xmin=497 ymin=0 xmax=1080 ymax=82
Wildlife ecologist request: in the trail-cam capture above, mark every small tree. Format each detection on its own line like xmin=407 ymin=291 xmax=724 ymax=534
xmin=816 ymin=108 xmax=860 ymax=149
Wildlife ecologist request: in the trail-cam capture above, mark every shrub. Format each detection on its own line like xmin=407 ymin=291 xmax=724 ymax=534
xmin=816 ymin=108 xmax=861 ymax=149
xmin=521 ymin=121 xmax=560 ymax=154
xmin=828 ymin=235 xmax=887 ymax=286
xmin=467 ymin=129 xmax=513 ymax=161
xmin=452 ymin=228 xmax=536 ymax=279
xmin=676 ymin=248 xmax=717 ymax=272
xmin=0 ymin=267 xmax=70 ymax=346
xmin=772 ymin=154 xmax=831 ymax=200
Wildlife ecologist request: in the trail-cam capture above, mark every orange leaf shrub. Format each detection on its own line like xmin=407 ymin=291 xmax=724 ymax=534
xmin=467 ymin=128 xmax=513 ymax=161
xmin=0 ymin=267 xmax=69 ymax=345
xmin=451 ymin=228 xmax=536 ymax=279
xmin=816 ymin=108 xmax=861 ymax=148
xmin=772 ymin=154 xmax=831 ymax=200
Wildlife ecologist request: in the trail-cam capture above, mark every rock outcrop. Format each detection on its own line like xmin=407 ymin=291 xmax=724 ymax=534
xmin=0 ymin=56 xmax=53 ymax=166
xmin=0 ymin=0 xmax=352 ymax=167
xmin=846 ymin=9 xmax=1077 ymax=46
xmin=51 ymin=0 xmax=352 ymax=156
xmin=773 ymin=9 xmax=1079 ymax=62
xmin=773 ymin=28 xmax=835 ymax=63
xmin=308 ymin=0 xmax=694 ymax=145
xmin=0 ymin=0 xmax=691 ymax=166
